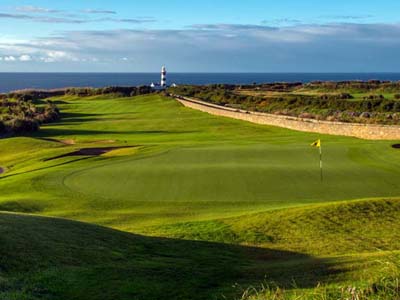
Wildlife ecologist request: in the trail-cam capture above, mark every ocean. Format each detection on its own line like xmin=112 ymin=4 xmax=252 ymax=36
xmin=1 ymin=72 xmax=400 ymax=93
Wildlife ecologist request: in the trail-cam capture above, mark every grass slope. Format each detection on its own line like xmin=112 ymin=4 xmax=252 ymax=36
xmin=147 ymin=198 xmax=400 ymax=256
xmin=0 ymin=212 xmax=339 ymax=300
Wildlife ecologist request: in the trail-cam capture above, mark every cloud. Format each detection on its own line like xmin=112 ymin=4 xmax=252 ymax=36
xmin=116 ymin=18 xmax=155 ymax=23
xmin=0 ymin=13 xmax=84 ymax=23
xmin=0 ymin=12 xmax=154 ymax=24
xmin=39 ymin=51 xmax=78 ymax=63
xmin=4 ymin=56 xmax=16 ymax=61
xmin=324 ymin=15 xmax=374 ymax=20
xmin=1 ymin=22 xmax=400 ymax=71
xmin=82 ymin=9 xmax=117 ymax=15
xmin=15 ymin=6 xmax=117 ymax=15
xmin=19 ymin=54 xmax=32 ymax=61
xmin=262 ymin=18 xmax=302 ymax=25
xmin=15 ymin=6 xmax=60 ymax=13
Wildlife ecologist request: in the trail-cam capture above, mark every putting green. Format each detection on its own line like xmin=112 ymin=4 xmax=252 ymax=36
xmin=65 ymin=144 xmax=400 ymax=207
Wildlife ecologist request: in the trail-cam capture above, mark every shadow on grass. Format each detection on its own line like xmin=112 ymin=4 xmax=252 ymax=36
xmin=50 ymin=100 xmax=69 ymax=105
xmin=60 ymin=112 xmax=103 ymax=118
xmin=0 ymin=156 xmax=93 ymax=180
xmin=60 ymin=111 xmax=137 ymax=119
xmin=0 ymin=200 xmax=43 ymax=213
xmin=0 ymin=212 xmax=349 ymax=300
xmin=33 ymin=128 xmax=199 ymax=138
xmin=44 ymin=146 xmax=135 ymax=161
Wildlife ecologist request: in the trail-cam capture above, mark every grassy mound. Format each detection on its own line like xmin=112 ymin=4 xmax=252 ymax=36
xmin=0 ymin=213 xmax=338 ymax=300
xmin=148 ymin=198 xmax=400 ymax=256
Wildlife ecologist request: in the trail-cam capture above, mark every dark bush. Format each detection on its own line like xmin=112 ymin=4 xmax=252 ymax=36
xmin=65 ymin=86 xmax=153 ymax=97
xmin=7 ymin=118 xmax=39 ymax=134
xmin=0 ymin=120 xmax=6 ymax=134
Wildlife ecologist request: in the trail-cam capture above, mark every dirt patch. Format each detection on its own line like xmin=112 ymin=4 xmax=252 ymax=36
xmin=44 ymin=146 xmax=134 ymax=161
xmin=392 ymin=144 xmax=400 ymax=149
xmin=61 ymin=139 xmax=76 ymax=145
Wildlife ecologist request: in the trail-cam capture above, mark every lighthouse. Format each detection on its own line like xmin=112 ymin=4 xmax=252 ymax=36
xmin=161 ymin=66 xmax=167 ymax=89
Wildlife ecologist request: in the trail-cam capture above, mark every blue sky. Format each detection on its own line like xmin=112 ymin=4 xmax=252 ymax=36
xmin=0 ymin=0 xmax=400 ymax=72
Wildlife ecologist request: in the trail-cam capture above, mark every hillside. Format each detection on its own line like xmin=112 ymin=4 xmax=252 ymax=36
xmin=146 ymin=198 xmax=400 ymax=256
xmin=0 ymin=212 xmax=335 ymax=300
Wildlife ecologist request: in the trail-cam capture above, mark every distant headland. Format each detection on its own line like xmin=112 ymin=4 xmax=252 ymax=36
xmin=1 ymin=72 xmax=400 ymax=93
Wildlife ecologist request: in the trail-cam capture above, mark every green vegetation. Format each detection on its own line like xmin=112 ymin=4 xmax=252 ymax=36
xmin=169 ymin=81 xmax=400 ymax=124
xmin=240 ymin=257 xmax=400 ymax=300
xmin=1 ymin=93 xmax=400 ymax=299
xmin=0 ymin=86 xmax=154 ymax=135
xmin=0 ymin=98 xmax=60 ymax=135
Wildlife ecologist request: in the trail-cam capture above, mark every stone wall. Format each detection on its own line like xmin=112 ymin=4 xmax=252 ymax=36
xmin=175 ymin=96 xmax=400 ymax=140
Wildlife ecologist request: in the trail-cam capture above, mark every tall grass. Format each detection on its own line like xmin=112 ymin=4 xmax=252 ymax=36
xmin=239 ymin=255 xmax=400 ymax=300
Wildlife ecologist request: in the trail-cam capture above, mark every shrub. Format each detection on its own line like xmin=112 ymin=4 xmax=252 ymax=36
xmin=7 ymin=118 xmax=39 ymax=134
xmin=0 ymin=120 xmax=6 ymax=134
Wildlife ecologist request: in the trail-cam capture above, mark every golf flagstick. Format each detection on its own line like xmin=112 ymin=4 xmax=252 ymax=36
xmin=319 ymin=143 xmax=323 ymax=182
xmin=311 ymin=139 xmax=323 ymax=182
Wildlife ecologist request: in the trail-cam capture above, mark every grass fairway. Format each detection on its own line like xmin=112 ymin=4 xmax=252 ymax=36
xmin=1 ymin=94 xmax=400 ymax=299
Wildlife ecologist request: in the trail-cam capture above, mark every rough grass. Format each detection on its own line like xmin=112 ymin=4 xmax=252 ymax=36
xmin=240 ymin=254 xmax=400 ymax=300
xmin=145 ymin=198 xmax=400 ymax=256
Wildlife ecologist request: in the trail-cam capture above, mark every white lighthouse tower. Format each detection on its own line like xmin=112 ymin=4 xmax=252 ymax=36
xmin=161 ymin=66 xmax=167 ymax=89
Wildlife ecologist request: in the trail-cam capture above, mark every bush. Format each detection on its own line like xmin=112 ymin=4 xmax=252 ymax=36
xmin=65 ymin=86 xmax=153 ymax=97
xmin=0 ymin=120 xmax=6 ymax=134
xmin=7 ymin=118 xmax=39 ymax=134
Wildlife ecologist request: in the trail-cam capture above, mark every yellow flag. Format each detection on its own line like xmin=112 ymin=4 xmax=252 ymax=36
xmin=311 ymin=139 xmax=321 ymax=148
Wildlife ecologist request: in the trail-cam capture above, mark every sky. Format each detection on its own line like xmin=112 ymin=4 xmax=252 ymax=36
xmin=0 ymin=0 xmax=400 ymax=72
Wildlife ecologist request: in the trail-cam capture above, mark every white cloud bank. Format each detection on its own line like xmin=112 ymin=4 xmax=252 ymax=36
xmin=19 ymin=54 xmax=32 ymax=61
xmin=0 ymin=22 xmax=400 ymax=71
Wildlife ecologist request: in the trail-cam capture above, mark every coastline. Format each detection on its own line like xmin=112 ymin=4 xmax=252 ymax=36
xmin=2 ymin=73 xmax=400 ymax=93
